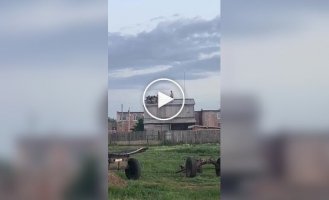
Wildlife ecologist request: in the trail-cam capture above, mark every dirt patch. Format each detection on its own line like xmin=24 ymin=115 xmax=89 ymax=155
xmin=108 ymin=172 xmax=127 ymax=188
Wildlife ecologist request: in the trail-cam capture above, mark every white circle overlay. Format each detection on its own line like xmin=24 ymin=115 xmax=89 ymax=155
xmin=143 ymin=78 xmax=185 ymax=121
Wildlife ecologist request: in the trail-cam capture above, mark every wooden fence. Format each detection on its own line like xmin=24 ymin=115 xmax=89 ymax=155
xmin=108 ymin=130 xmax=220 ymax=145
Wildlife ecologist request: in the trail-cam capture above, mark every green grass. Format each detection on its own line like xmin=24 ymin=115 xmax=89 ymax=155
xmin=109 ymin=144 xmax=220 ymax=200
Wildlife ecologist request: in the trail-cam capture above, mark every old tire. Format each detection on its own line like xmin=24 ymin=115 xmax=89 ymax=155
xmin=185 ymin=157 xmax=197 ymax=178
xmin=215 ymin=158 xmax=220 ymax=177
xmin=125 ymin=158 xmax=141 ymax=180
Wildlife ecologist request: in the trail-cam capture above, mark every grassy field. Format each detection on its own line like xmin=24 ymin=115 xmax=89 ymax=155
xmin=108 ymin=144 xmax=220 ymax=200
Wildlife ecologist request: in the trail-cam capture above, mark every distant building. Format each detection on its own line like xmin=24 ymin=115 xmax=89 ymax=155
xmin=116 ymin=111 xmax=144 ymax=132
xmin=266 ymin=133 xmax=329 ymax=188
xmin=108 ymin=118 xmax=117 ymax=133
xmin=16 ymin=137 xmax=100 ymax=200
xmin=112 ymin=99 xmax=220 ymax=133
xmin=144 ymin=98 xmax=196 ymax=131
xmin=194 ymin=109 xmax=220 ymax=128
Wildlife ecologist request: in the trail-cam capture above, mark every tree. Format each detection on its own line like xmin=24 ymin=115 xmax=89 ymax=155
xmin=132 ymin=118 xmax=144 ymax=131
xmin=65 ymin=157 xmax=100 ymax=200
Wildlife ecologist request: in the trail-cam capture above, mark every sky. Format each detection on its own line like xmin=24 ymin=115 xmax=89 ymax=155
xmin=0 ymin=0 xmax=107 ymax=158
xmin=0 ymin=0 xmax=328 ymax=159
xmin=108 ymin=0 xmax=221 ymax=118
xmin=0 ymin=0 xmax=107 ymax=132
xmin=222 ymin=0 xmax=329 ymax=131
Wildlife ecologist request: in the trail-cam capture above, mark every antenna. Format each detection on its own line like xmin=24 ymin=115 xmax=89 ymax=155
xmin=184 ymin=71 xmax=186 ymax=93
xmin=128 ymin=107 xmax=130 ymax=131
xmin=120 ymin=104 xmax=124 ymax=132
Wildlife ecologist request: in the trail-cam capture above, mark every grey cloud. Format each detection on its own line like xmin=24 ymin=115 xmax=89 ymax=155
xmin=222 ymin=0 xmax=329 ymax=37
xmin=0 ymin=0 xmax=107 ymax=69
xmin=150 ymin=16 xmax=166 ymax=21
xmin=1 ymin=22 xmax=106 ymax=69
xmin=108 ymin=16 xmax=220 ymax=89
xmin=108 ymin=56 xmax=220 ymax=89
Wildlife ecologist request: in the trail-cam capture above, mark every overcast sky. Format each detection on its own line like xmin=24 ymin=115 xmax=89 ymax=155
xmin=0 ymin=0 xmax=107 ymax=159
xmin=108 ymin=0 xmax=221 ymax=117
xmin=222 ymin=0 xmax=329 ymax=131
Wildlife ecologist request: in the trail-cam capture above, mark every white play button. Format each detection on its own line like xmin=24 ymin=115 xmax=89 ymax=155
xmin=158 ymin=91 xmax=174 ymax=108
xmin=143 ymin=78 xmax=185 ymax=121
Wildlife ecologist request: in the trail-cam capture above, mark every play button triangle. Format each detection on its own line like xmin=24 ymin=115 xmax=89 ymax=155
xmin=158 ymin=91 xmax=174 ymax=108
